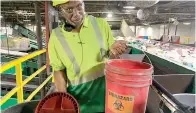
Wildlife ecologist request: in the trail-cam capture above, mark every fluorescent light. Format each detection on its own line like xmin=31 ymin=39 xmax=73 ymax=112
xmin=23 ymin=20 xmax=31 ymax=22
xmin=124 ymin=10 xmax=132 ymax=13
xmin=123 ymin=6 xmax=136 ymax=9
xmin=0 ymin=15 xmax=3 ymax=18
xmin=105 ymin=19 xmax=121 ymax=22
xmin=107 ymin=13 xmax=112 ymax=18
xmin=41 ymin=27 xmax=45 ymax=29
xmin=169 ymin=18 xmax=175 ymax=22
xmin=28 ymin=24 xmax=31 ymax=25
xmin=143 ymin=23 xmax=149 ymax=25
xmin=183 ymin=22 xmax=191 ymax=25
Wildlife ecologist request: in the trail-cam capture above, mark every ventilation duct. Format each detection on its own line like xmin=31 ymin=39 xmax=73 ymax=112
xmin=128 ymin=0 xmax=159 ymax=8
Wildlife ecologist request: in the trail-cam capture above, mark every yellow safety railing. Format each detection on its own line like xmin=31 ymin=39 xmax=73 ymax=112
xmin=0 ymin=49 xmax=53 ymax=106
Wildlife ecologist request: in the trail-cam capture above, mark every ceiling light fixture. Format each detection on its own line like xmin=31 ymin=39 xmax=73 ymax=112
xmin=143 ymin=23 xmax=149 ymax=26
xmin=169 ymin=18 xmax=175 ymax=22
xmin=28 ymin=24 xmax=31 ymax=25
xmin=183 ymin=22 xmax=191 ymax=25
xmin=107 ymin=13 xmax=113 ymax=18
xmin=23 ymin=20 xmax=31 ymax=22
xmin=123 ymin=6 xmax=136 ymax=9
xmin=41 ymin=27 xmax=46 ymax=29
xmin=0 ymin=15 xmax=3 ymax=18
xmin=125 ymin=10 xmax=131 ymax=13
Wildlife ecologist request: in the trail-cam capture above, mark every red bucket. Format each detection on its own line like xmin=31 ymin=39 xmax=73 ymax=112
xmin=105 ymin=59 xmax=153 ymax=113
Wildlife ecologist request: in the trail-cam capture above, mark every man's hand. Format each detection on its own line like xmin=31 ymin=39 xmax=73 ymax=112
xmin=109 ymin=40 xmax=128 ymax=58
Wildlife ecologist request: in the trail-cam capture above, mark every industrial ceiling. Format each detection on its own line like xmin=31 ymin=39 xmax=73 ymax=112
xmin=1 ymin=0 xmax=195 ymax=29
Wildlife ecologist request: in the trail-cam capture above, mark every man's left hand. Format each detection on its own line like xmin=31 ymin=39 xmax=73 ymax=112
xmin=109 ymin=40 xmax=128 ymax=58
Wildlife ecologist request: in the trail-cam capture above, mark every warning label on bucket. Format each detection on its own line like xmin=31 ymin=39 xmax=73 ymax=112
xmin=108 ymin=90 xmax=134 ymax=113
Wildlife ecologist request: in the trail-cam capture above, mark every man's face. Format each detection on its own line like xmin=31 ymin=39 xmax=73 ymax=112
xmin=59 ymin=0 xmax=85 ymax=28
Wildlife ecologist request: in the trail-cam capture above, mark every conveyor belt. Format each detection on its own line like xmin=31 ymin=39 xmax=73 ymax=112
xmin=1 ymin=81 xmax=38 ymax=89
xmin=1 ymin=74 xmax=39 ymax=85
xmin=13 ymin=24 xmax=46 ymax=50
xmin=0 ymin=49 xmax=28 ymax=56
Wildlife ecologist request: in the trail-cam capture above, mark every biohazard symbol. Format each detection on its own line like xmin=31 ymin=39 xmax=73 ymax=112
xmin=113 ymin=99 xmax=124 ymax=111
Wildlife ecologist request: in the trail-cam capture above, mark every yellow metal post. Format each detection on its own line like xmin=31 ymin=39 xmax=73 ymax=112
xmin=0 ymin=87 xmax=19 ymax=106
xmin=16 ymin=63 xmax=24 ymax=103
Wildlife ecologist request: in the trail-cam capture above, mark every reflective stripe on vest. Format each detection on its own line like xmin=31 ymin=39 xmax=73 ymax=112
xmin=89 ymin=16 xmax=106 ymax=58
xmin=68 ymin=63 xmax=105 ymax=86
xmin=54 ymin=28 xmax=80 ymax=76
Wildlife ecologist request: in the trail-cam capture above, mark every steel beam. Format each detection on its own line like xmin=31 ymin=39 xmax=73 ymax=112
xmin=34 ymin=2 xmax=45 ymax=98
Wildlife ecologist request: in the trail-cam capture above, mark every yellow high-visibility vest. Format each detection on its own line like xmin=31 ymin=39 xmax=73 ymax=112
xmin=48 ymin=15 xmax=115 ymax=86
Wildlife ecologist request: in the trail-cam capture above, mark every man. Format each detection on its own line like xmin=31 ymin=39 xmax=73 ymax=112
xmin=48 ymin=0 xmax=128 ymax=112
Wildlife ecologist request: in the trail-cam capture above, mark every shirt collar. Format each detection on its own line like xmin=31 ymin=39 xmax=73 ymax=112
xmin=82 ymin=15 xmax=89 ymax=28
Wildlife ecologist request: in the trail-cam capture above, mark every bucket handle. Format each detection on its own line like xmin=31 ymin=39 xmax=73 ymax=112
xmin=127 ymin=44 xmax=154 ymax=77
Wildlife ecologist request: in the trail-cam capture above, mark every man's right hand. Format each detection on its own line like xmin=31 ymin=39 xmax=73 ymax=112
xmin=109 ymin=40 xmax=128 ymax=58
xmin=54 ymin=70 xmax=67 ymax=92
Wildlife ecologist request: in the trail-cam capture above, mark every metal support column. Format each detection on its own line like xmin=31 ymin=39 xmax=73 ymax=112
xmin=175 ymin=25 xmax=178 ymax=36
xmin=34 ymin=2 xmax=45 ymax=98
xmin=134 ymin=25 xmax=136 ymax=36
xmin=45 ymin=1 xmax=50 ymax=75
